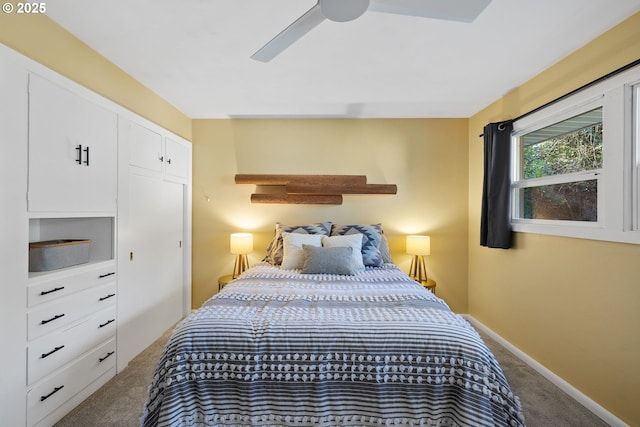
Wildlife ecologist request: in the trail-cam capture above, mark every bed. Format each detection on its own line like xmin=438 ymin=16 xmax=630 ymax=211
xmin=141 ymin=223 xmax=524 ymax=427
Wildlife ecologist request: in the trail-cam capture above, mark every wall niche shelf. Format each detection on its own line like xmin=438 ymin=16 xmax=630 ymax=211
xmin=235 ymin=174 xmax=397 ymax=205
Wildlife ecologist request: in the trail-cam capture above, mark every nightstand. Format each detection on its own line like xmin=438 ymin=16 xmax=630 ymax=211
xmin=218 ymin=274 xmax=234 ymax=291
xmin=418 ymin=278 xmax=436 ymax=295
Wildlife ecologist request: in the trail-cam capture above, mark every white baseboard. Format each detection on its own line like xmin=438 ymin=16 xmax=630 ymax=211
xmin=463 ymin=315 xmax=628 ymax=427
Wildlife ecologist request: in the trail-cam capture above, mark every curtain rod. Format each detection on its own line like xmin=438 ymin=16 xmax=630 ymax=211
xmin=478 ymin=57 xmax=640 ymax=137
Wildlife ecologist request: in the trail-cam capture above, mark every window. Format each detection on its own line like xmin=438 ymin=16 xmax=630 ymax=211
xmin=510 ymin=64 xmax=640 ymax=244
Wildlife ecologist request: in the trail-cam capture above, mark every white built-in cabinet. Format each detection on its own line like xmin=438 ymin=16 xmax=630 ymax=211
xmin=127 ymin=121 xmax=189 ymax=180
xmin=0 ymin=43 xmax=191 ymax=427
xmin=27 ymin=74 xmax=117 ymax=213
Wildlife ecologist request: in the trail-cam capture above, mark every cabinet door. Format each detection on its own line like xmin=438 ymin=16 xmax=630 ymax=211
xmin=28 ymin=74 xmax=117 ymax=212
xmin=117 ymin=173 xmax=184 ymax=368
xmin=164 ymin=136 xmax=189 ymax=181
xmin=127 ymin=120 xmax=163 ymax=173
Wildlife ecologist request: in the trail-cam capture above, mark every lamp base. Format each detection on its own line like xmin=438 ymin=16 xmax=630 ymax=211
xmin=409 ymin=255 xmax=428 ymax=282
xmin=232 ymin=254 xmax=249 ymax=279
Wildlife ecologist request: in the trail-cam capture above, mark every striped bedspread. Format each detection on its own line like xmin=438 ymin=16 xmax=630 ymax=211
xmin=141 ymin=263 xmax=525 ymax=427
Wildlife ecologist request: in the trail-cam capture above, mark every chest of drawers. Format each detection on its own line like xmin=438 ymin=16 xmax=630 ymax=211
xmin=26 ymin=262 xmax=117 ymax=427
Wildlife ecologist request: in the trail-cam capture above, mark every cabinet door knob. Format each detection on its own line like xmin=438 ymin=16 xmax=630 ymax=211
xmin=167 ymin=158 xmax=172 ymax=164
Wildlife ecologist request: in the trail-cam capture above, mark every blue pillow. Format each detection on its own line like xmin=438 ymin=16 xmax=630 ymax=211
xmin=265 ymin=222 xmax=332 ymax=265
xmin=330 ymin=223 xmax=383 ymax=267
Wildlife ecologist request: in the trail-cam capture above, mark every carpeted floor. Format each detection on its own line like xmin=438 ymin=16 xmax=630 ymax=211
xmin=55 ymin=324 xmax=609 ymax=427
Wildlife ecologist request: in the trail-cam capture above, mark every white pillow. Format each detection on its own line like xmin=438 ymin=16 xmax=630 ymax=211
xmin=321 ymin=234 xmax=365 ymax=271
xmin=280 ymin=232 xmax=323 ymax=270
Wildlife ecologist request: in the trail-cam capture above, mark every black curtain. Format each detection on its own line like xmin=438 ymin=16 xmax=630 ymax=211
xmin=480 ymin=121 xmax=513 ymax=249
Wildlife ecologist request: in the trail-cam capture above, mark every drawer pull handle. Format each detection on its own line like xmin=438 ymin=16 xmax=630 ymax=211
xmin=40 ymin=385 xmax=64 ymax=402
xmin=99 ymin=293 xmax=116 ymax=301
xmin=98 ymin=272 xmax=115 ymax=279
xmin=99 ymin=319 xmax=115 ymax=328
xmin=40 ymin=286 xmax=65 ymax=296
xmin=41 ymin=345 xmax=65 ymax=359
xmin=41 ymin=313 xmax=65 ymax=325
xmin=99 ymin=351 xmax=115 ymax=362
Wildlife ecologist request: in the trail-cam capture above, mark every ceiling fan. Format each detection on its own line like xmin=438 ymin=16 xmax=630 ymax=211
xmin=251 ymin=0 xmax=492 ymax=62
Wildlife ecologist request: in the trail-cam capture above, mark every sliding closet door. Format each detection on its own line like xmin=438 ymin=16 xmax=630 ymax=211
xmin=118 ymin=173 xmax=184 ymax=367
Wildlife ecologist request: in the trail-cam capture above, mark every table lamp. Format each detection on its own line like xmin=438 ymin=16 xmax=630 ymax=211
xmin=230 ymin=233 xmax=253 ymax=278
xmin=406 ymin=235 xmax=430 ymax=282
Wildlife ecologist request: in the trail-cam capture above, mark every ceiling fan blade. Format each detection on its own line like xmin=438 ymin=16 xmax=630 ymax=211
xmin=369 ymin=0 xmax=491 ymax=23
xmin=251 ymin=2 xmax=326 ymax=62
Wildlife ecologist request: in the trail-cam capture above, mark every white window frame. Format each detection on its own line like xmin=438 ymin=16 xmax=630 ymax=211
xmin=510 ymin=64 xmax=640 ymax=244
xmin=631 ymin=83 xmax=640 ymax=231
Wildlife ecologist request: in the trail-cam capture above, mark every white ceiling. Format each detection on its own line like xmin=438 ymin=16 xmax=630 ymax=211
xmin=46 ymin=0 xmax=640 ymax=119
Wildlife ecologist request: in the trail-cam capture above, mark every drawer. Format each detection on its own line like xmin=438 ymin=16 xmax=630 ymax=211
xmin=27 ymin=306 xmax=116 ymax=385
xmin=28 ymin=262 xmax=116 ymax=307
xmin=27 ymin=339 xmax=116 ymax=427
xmin=27 ymin=282 xmax=116 ymax=340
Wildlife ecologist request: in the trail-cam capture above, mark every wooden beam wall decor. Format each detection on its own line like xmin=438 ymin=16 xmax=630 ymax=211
xmin=250 ymin=193 xmax=343 ymax=205
xmin=286 ymin=183 xmax=397 ymax=195
xmin=235 ymin=174 xmax=397 ymax=205
xmin=235 ymin=174 xmax=367 ymax=185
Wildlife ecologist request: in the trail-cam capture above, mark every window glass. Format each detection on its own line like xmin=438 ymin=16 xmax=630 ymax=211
xmin=521 ymin=108 xmax=603 ymax=180
xmin=520 ymin=180 xmax=597 ymax=221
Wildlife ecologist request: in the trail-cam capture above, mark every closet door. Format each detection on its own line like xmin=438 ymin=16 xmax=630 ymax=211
xmin=28 ymin=74 xmax=117 ymax=213
xmin=117 ymin=173 xmax=184 ymax=366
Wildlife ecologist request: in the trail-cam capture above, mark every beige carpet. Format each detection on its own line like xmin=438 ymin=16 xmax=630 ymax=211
xmin=55 ymin=325 xmax=609 ymax=427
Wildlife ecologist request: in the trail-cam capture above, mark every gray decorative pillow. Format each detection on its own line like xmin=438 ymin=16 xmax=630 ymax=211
xmin=330 ymin=223 xmax=384 ymax=267
xmin=301 ymin=245 xmax=357 ymax=275
xmin=321 ymin=234 xmax=365 ymax=271
xmin=265 ymin=222 xmax=332 ymax=265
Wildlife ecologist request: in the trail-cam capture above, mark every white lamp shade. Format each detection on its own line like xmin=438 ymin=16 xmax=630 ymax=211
xmin=406 ymin=235 xmax=431 ymax=256
xmin=230 ymin=233 xmax=253 ymax=254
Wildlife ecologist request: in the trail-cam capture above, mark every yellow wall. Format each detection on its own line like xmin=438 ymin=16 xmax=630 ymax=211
xmin=468 ymin=12 xmax=640 ymax=425
xmin=0 ymin=6 xmax=191 ymax=140
xmin=191 ymin=119 xmax=469 ymax=310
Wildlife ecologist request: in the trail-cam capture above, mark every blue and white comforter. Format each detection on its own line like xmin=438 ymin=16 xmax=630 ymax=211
xmin=142 ymin=263 xmax=525 ymax=427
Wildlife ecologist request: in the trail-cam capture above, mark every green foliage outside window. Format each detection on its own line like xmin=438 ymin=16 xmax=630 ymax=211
xmin=523 ymin=124 xmax=603 ymax=179
xmin=521 ymin=123 xmax=602 ymax=221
